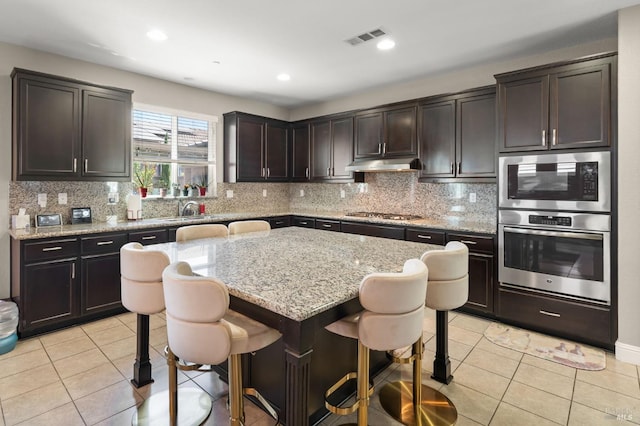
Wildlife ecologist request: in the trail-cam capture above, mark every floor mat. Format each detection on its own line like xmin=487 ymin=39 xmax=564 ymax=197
xmin=484 ymin=322 xmax=606 ymax=370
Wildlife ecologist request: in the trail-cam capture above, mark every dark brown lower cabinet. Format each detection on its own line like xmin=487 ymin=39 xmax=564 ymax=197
xmin=315 ymin=219 xmax=341 ymax=232
xmin=340 ymin=221 xmax=405 ymax=240
xmin=81 ymin=254 xmax=122 ymax=315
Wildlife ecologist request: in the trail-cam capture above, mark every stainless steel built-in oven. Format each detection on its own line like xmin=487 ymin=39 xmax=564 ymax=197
xmin=498 ymin=210 xmax=610 ymax=304
xmin=499 ymin=151 xmax=610 ymax=212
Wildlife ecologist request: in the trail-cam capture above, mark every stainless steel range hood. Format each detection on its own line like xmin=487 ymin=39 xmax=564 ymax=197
xmin=345 ymin=157 xmax=421 ymax=172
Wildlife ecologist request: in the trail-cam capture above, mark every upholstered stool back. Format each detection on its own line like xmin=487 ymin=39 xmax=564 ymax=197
xmin=420 ymin=241 xmax=469 ymax=311
xmin=120 ymin=242 xmax=169 ymax=315
xmin=358 ymin=259 xmax=428 ymax=351
xmin=228 ymin=220 xmax=271 ymax=235
xmin=175 ymin=224 xmax=228 ymax=242
xmin=163 ymin=261 xmax=232 ymax=366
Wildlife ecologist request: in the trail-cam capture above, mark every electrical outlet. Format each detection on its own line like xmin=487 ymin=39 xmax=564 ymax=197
xmin=300 ymin=189 xmax=304 ymax=197
xmin=469 ymin=192 xmax=477 ymax=203
xmin=262 ymin=189 xmax=267 ymax=197
xmin=340 ymin=189 xmax=346 ymax=199
xmin=58 ymin=193 xmax=67 ymax=205
xmin=37 ymin=193 xmax=47 ymax=208
xmin=226 ymin=190 xmax=234 ymax=198
xmin=108 ymin=192 xmax=119 ymax=205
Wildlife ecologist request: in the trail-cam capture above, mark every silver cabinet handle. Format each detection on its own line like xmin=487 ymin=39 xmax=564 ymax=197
xmin=552 ymin=128 xmax=557 ymax=146
xmin=42 ymin=246 xmax=62 ymax=252
xmin=542 ymin=129 xmax=546 ymax=146
xmin=378 ymin=143 xmax=382 ymax=154
xmin=299 ymin=221 xmax=308 ymax=225
xmin=73 ymin=158 xmax=77 ymax=173
xmin=322 ymin=224 xmax=332 ymax=228
xmin=84 ymin=159 xmax=88 ymax=173
xmin=458 ymin=240 xmax=477 ymax=245
xmin=72 ymin=263 xmax=75 ymax=279
xmin=261 ymin=168 xmax=265 ymax=177
xmin=96 ymin=241 xmax=114 ymax=246
xmin=327 ymin=167 xmax=330 ymax=176
xmin=539 ymin=310 xmax=560 ymax=318
xmin=267 ymin=168 xmax=270 ymax=178
xmin=305 ymin=167 xmax=309 ymax=178
xmin=417 ymin=234 xmax=432 ymax=240
xmin=275 ymin=221 xmax=283 ymax=225
xmin=382 ymin=142 xmax=386 ymax=155
xmin=141 ymin=236 xmax=157 ymax=240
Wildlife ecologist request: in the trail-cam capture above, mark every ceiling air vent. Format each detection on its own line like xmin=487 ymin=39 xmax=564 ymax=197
xmin=345 ymin=28 xmax=387 ymax=46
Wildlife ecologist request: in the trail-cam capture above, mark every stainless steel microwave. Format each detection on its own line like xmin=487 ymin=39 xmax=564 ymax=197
xmin=498 ymin=151 xmax=611 ymax=212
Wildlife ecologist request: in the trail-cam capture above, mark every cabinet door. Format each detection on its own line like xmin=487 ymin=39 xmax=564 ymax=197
xmin=265 ymin=122 xmax=289 ymax=181
xmin=81 ymin=253 xmax=122 ymax=314
xmin=418 ymin=100 xmax=455 ymax=178
xmin=330 ymin=116 xmax=354 ymax=179
xmin=456 ymin=93 xmax=496 ymax=177
xmin=22 ymin=259 xmax=77 ymax=330
xmin=385 ymin=106 xmax=417 ymax=157
xmin=291 ymin=124 xmax=310 ymax=181
xmin=14 ymin=76 xmax=80 ymax=179
xmin=237 ymin=116 xmax=265 ymax=181
xmin=550 ymin=62 xmax=610 ymax=149
xmin=354 ymin=111 xmax=383 ymax=159
xmin=498 ymin=76 xmax=549 ymax=152
xmin=82 ymin=89 xmax=131 ymax=179
xmin=311 ymin=120 xmax=331 ymax=179
xmin=466 ymin=253 xmax=494 ymax=314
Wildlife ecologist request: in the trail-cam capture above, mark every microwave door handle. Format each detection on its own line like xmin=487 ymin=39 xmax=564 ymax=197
xmin=503 ymin=226 xmax=603 ymax=241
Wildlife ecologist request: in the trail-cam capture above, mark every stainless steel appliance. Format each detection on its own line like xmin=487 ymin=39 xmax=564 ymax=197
xmin=499 ymin=151 xmax=610 ymax=212
xmin=498 ymin=209 xmax=610 ymax=304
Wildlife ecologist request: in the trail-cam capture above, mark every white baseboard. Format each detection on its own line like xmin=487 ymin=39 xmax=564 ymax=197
xmin=615 ymin=341 xmax=640 ymax=366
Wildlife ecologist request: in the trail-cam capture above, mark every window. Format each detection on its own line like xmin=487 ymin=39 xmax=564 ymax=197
xmin=132 ymin=104 xmax=217 ymax=197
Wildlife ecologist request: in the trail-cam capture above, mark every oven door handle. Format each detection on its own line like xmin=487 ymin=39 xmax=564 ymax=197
xmin=502 ymin=226 xmax=604 ymax=241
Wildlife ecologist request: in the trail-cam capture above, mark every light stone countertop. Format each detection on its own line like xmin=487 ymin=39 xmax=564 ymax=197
xmin=150 ymin=227 xmax=439 ymax=321
xmin=8 ymin=210 xmax=496 ymax=240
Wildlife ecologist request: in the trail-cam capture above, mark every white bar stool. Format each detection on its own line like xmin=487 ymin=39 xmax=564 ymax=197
xmin=324 ymin=259 xmax=428 ymax=426
xmin=120 ymin=242 xmax=213 ymax=426
xmin=379 ymin=241 xmax=469 ymax=426
xmin=175 ymin=224 xmax=228 ymax=242
xmin=162 ymin=261 xmax=282 ymax=426
xmin=228 ymin=220 xmax=271 ymax=235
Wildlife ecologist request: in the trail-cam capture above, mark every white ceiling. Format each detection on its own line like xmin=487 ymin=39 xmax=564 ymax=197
xmin=0 ymin=0 xmax=638 ymax=108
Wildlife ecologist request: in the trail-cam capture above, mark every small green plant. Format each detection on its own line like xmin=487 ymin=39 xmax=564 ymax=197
xmin=133 ymin=163 xmax=155 ymax=188
xmin=195 ymin=175 xmax=209 ymax=188
xmin=158 ymin=164 xmax=171 ymax=188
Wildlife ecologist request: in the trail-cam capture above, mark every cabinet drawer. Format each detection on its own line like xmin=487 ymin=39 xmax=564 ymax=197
xmin=24 ymin=238 xmax=79 ymax=263
xmin=446 ymin=233 xmax=494 ymax=253
xmin=406 ymin=229 xmax=446 ymax=245
xmin=498 ymin=286 xmax=611 ymax=345
xmin=269 ymin=216 xmax=291 ymax=229
xmin=292 ymin=217 xmax=316 ymax=228
xmin=315 ymin=219 xmax=341 ymax=232
xmin=341 ymin=222 xmax=404 ymax=240
xmin=129 ymin=229 xmax=168 ymax=245
xmin=81 ymin=233 xmax=128 ymax=255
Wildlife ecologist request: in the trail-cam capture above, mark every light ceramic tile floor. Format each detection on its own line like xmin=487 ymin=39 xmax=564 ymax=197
xmin=0 ymin=309 xmax=638 ymax=426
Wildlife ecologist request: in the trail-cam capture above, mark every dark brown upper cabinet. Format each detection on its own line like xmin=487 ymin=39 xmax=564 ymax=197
xmin=311 ymin=114 xmax=354 ymax=181
xmin=354 ymin=103 xmax=417 ymax=159
xmin=496 ymin=53 xmax=616 ymax=152
xmin=290 ymin=122 xmax=310 ymax=181
xmin=224 ymin=112 xmax=289 ymax=182
xmin=11 ymin=69 xmax=133 ymax=181
xmin=418 ymin=87 xmax=496 ymax=180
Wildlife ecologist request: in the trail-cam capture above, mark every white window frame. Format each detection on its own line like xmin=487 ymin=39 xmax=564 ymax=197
xmin=132 ymin=102 xmax=218 ymax=197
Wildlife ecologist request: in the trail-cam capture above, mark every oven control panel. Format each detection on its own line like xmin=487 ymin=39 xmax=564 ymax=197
xmin=528 ymin=215 xmax=572 ymax=227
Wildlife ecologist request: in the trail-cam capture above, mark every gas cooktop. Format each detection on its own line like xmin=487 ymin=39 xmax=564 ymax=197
xmin=345 ymin=211 xmax=424 ymax=221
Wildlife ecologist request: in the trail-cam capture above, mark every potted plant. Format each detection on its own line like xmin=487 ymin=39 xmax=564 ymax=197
xmin=182 ymin=184 xmax=190 ymax=197
xmin=172 ymin=183 xmax=180 ymax=197
xmin=195 ymin=176 xmax=209 ymax=196
xmin=133 ymin=163 xmax=155 ymax=198
xmin=158 ymin=164 xmax=171 ymax=197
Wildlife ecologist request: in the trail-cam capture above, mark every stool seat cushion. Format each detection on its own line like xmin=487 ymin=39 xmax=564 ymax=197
xmin=223 ymin=310 xmax=282 ymax=355
xmin=324 ymin=312 xmax=360 ymax=340
xmin=425 ymin=277 xmax=469 ymax=311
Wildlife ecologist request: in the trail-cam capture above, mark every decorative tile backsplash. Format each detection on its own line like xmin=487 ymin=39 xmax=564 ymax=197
xmin=8 ymin=172 xmax=496 ymax=226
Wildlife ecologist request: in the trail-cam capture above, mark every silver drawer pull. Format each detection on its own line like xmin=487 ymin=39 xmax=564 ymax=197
xmin=539 ymin=310 xmax=561 ymax=318
xmin=299 ymin=221 xmax=308 ymax=225
xmin=141 ymin=236 xmax=157 ymax=240
xmin=42 ymin=246 xmax=62 ymax=252
xmin=459 ymin=240 xmax=477 ymax=245
xmin=275 ymin=221 xmax=283 ymax=225
xmin=96 ymin=241 xmax=114 ymax=246
xmin=322 ymin=224 xmax=332 ymax=228
xmin=417 ymin=235 xmax=432 ymax=240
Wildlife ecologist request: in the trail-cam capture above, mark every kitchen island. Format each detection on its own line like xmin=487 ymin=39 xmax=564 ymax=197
xmin=150 ymin=227 xmax=438 ymax=425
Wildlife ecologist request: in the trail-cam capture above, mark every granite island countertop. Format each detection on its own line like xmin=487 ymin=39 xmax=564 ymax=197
xmin=151 ymin=227 xmax=439 ymax=321
xmin=8 ymin=210 xmax=496 ymax=240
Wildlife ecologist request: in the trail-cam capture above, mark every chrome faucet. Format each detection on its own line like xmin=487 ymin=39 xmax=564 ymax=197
xmin=180 ymin=200 xmax=199 ymax=216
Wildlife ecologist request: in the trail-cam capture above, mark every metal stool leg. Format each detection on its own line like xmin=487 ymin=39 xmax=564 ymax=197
xmin=379 ymin=335 xmax=458 ymax=426
xmin=228 ymin=353 xmax=245 ymax=426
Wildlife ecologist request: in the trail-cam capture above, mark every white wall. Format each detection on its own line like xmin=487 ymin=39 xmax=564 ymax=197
xmin=290 ymin=38 xmax=617 ymax=121
xmin=615 ymin=5 xmax=640 ymax=364
xmin=0 ymin=41 xmax=289 ymax=299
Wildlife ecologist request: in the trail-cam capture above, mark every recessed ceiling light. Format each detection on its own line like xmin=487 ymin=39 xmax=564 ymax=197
xmin=376 ymin=39 xmax=395 ymax=50
xmin=277 ymin=73 xmax=291 ymax=82
xmin=146 ymin=29 xmax=168 ymax=41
